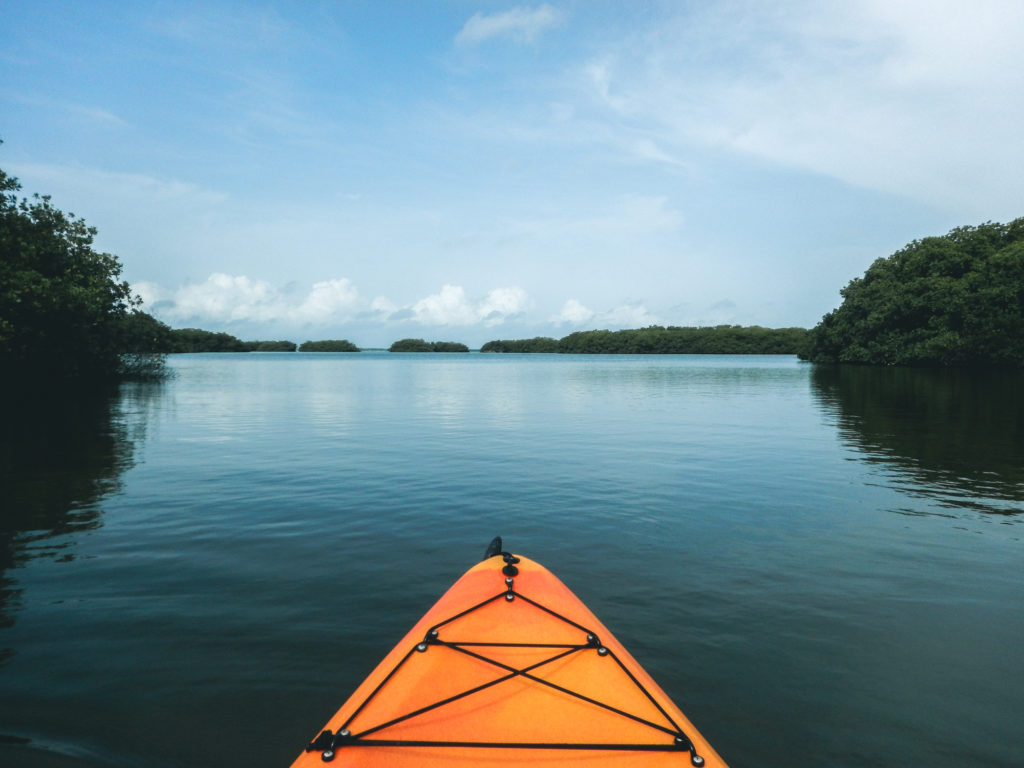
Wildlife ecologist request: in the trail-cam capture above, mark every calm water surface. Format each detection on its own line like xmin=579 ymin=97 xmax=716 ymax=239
xmin=1 ymin=354 xmax=1022 ymax=767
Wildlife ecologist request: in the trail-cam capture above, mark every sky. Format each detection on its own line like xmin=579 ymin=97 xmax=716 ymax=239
xmin=3 ymin=0 xmax=1023 ymax=348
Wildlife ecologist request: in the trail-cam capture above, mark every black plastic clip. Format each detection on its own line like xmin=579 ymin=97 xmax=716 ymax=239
xmin=501 ymin=552 xmax=520 ymax=577
xmin=307 ymin=730 xmax=334 ymax=752
xmin=418 ymin=628 xmax=440 ymax=651
xmin=673 ymin=734 xmax=704 ymax=766
xmin=586 ymin=632 xmax=609 ymax=656
xmin=307 ymin=728 xmax=354 ymax=762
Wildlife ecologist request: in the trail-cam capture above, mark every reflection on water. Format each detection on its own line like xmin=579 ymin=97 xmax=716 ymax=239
xmin=566 ymin=355 xmax=806 ymax=399
xmin=0 ymin=355 xmax=1021 ymax=768
xmin=811 ymin=365 xmax=1024 ymax=514
xmin=0 ymin=382 xmax=159 ymax=663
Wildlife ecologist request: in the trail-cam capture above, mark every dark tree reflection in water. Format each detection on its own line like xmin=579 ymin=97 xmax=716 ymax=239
xmin=811 ymin=365 xmax=1024 ymax=515
xmin=0 ymin=382 xmax=158 ymax=663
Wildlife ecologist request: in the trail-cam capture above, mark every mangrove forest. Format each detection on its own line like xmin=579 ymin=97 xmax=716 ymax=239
xmin=482 ymin=326 xmax=808 ymax=354
xmin=1 ymin=165 xmax=166 ymax=384
xmin=801 ymin=218 xmax=1024 ymax=366
xmin=388 ymin=339 xmax=470 ymax=352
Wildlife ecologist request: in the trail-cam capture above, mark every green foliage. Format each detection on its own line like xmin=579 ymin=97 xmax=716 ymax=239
xmin=804 ymin=219 xmax=1024 ymax=366
xmin=120 ymin=310 xmax=174 ymax=353
xmin=431 ymin=341 xmax=470 ymax=352
xmin=117 ymin=311 xmax=174 ymax=378
xmin=1 ymin=166 xmax=145 ymax=381
xmin=168 ymin=328 xmax=248 ymax=352
xmin=553 ymin=326 xmax=808 ymax=354
xmin=389 ymin=338 xmax=432 ymax=352
xmin=481 ymin=337 xmax=560 ymax=353
xmin=118 ymin=352 xmax=171 ymax=379
xmin=165 ymin=329 xmax=299 ymax=353
xmin=388 ymin=338 xmax=469 ymax=352
xmin=298 ymin=339 xmax=359 ymax=352
xmin=244 ymin=340 xmax=298 ymax=352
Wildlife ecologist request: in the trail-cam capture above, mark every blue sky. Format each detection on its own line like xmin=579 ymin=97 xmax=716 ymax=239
xmin=4 ymin=0 xmax=1023 ymax=347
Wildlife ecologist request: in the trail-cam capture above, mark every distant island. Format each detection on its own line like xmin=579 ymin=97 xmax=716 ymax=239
xmin=299 ymin=339 xmax=360 ymax=352
xmin=482 ymin=326 xmax=808 ymax=355
xmin=147 ymin=328 xmax=360 ymax=353
xmin=161 ymin=329 xmax=296 ymax=353
xmin=389 ymin=338 xmax=470 ymax=353
xmin=145 ymin=329 xmax=810 ymax=356
xmin=250 ymin=340 xmax=298 ymax=352
xmin=481 ymin=337 xmax=560 ymax=353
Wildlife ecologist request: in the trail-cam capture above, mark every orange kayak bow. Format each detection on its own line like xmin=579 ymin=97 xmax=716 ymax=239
xmin=291 ymin=539 xmax=727 ymax=767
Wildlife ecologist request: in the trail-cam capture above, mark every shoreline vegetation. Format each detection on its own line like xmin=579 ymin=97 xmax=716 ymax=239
xmin=145 ymin=326 xmax=808 ymax=355
xmin=3 ymin=156 xmax=1022 ymax=389
xmin=299 ymin=339 xmax=359 ymax=352
xmin=483 ymin=326 xmax=807 ymax=354
xmin=389 ymin=338 xmax=470 ymax=352
xmin=801 ymin=218 xmax=1023 ymax=366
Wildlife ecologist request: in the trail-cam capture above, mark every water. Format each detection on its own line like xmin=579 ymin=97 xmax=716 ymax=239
xmin=1 ymin=353 xmax=1022 ymax=767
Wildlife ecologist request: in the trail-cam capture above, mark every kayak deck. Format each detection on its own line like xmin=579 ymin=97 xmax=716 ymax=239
xmin=291 ymin=547 xmax=727 ymax=767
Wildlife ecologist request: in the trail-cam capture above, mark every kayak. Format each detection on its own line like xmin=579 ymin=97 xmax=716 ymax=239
xmin=290 ymin=538 xmax=728 ymax=767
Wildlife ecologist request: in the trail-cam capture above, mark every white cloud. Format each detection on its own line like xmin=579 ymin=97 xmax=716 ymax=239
xmin=410 ymin=285 xmax=479 ymax=326
xmin=145 ymin=276 xmax=529 ymax=331
xmin=293 ymin=279 xmax=360 ymax=323
xmin=553 ymin=299 xmax=657 ymax=329
xmin=576 ymin=0 xmax=1024 ymax=216
xmin=479 ymin=287 xmax=530 ymax=325
xmin=147 ymin=273 xmax=354 ymax=326
xmin=456 ymin=4 xmax=563 ymax=45
xmin=370 ymin=296 xmax=398 ymax=315
xmin=411 ymin=284 xmax=528 ymax=326
xmin=555 ymin=299 xmax=594 ymax=325
xmin=603 ymin=302 xmax=658 ymax=327
xmin=169 ymin=273 xmax=287 ymax=324
xmin=140 ymin=276 xmax=725 ymax=342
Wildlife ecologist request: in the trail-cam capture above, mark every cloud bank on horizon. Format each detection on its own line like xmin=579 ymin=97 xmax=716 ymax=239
xmin=4 ymin=0 xmax=1023 ymax=346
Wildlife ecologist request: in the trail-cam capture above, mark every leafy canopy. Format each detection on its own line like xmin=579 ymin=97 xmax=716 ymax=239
xmin=389 ymin=338 xmax=469 ymax=352
xmin=1 ymin=165 xmax=145 ymax=382
xmin=298 ymin=339 xmax=359 ymax=352
xmin=482 ymin=327 xmax=808 ymax=354
xmin=803 ymin=219 xmax=1024 ymax=366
